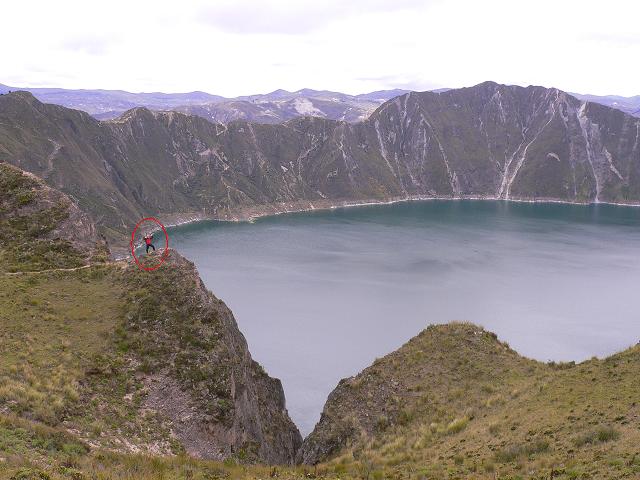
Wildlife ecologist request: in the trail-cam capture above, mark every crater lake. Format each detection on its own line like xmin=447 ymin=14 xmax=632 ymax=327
xmin=168 ymin=200 xmax=640 ymax=435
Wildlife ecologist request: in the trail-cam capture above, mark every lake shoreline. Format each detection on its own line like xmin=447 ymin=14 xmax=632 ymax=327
xmin=121 ymin=195 xmax=640 ymax=258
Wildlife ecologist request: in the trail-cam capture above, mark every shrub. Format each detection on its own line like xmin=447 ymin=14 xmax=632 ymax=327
xmin=446 ymin=417 xmax=468 ymax=435
xmin=495 ymin=440 xmax=549 ymax=463
xmin=573 ymin=426 xmax=620 ymax=447
xmin=398 ymin=408 xmax=413 ymax=426
xmin=374 ymin=415 xmax=389 ymax=432
xmin=9 ymin=468 xmax=52 ymax=480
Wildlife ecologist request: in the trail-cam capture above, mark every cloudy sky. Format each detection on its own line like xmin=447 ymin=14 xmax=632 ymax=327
xmin=2 ymin=0 xmax=639 ymax=96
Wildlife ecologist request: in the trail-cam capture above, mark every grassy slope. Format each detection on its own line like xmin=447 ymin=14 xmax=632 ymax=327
xmin=0 ymin=164 xmax=177 ymax=466
xmin=0 ymin=267 xmax=122 ymax=425
xmin=2 ymin=164 xmax=640 ymax=479
xmin=0 ymin=164 xmax=95 ymax=272
xmin=302 ymin=323 xmax=640 ymax=479
xmin=3 ymin=323 xmax=640 ymax=480
xmin=0 ymin=166 xmax=302 ymax=477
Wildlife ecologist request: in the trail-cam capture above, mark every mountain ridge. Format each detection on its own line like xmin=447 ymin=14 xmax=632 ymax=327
xmin=297 ymin=322 xmax=640 ymax=478
xmin=0 ymin=83 xmax=412 ymax=122
xmin=570 ymin=92 xmax=640 ymax=117
xmin=1 ymin=81 xmax=639 ymax=254
xmin=2 ymin=81 xmax=639 ymax=122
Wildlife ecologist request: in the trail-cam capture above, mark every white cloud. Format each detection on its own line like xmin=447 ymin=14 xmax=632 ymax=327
xmin=0 ymin=0 xmax=639 ymax=96
xmin=196 ymin=0 xmax=431 ymax=34
xmin=60 ymin=33 xmax=116 ymax=56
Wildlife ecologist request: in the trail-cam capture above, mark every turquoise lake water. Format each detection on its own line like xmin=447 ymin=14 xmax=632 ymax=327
xmin=167 ymin=200 xmax=640 ymax=435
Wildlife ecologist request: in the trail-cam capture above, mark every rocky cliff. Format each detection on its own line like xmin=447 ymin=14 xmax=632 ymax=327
xmin=120 ymin=251 xmax=302 ymax=463
xmin=1 ymin=82 xmax=639 ymax=250
xmin=371 ymin=83 xmax=640 ymax=203
xmin=0 ymin=164 xmax=301 ymax=464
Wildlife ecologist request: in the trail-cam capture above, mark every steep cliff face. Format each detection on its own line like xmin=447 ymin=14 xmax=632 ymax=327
xmin=1 ymin=82 xmax=639 ymax=249
xmin=0 ymin=165 xmax=301 ymax=464
xmin=368 ymin=83 xmax=640 ymax=202
xmin=121 ymin=252 xmax=302 ymax=463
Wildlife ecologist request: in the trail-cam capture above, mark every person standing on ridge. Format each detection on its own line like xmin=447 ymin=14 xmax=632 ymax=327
xmin=143 ymin=233 xmax=155 ymax=254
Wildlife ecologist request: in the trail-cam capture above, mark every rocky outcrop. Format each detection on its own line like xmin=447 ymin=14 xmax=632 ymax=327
xmin=0 ymin=163 xmax=105 ymax=270
xmin=1 ymin=82 xmax=639 ymax=250
xmin=120 ymin=251 xmax=302 ymax=463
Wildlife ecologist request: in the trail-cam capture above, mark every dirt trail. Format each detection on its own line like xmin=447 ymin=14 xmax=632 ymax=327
xmin=3 ymin=249 xmax=169 ymax=275
xmin=3 ymin=261 xmax=127 ymax=276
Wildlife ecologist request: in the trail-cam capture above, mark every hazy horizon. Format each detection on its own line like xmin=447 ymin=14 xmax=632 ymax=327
xmin=2 ymin=0 xmax=639 ymax=97
xmin=1 ymin=80 xmax=637 ymax=100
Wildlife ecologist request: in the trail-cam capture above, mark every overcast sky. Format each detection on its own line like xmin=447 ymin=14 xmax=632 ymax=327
xmin=2 ymin=0 xmax=639 ymax=97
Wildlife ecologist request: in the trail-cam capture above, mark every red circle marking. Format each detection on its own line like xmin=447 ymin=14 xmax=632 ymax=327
xmin=130 ymin=217 xmax=169 ymax=271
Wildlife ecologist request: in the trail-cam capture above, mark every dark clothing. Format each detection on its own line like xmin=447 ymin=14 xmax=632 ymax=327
xmin=143 ymin=234 xmax=155 ymax=253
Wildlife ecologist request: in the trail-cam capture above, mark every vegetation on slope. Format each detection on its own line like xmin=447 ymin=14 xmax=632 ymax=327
xmin=301 ymin=323 xmax=640 ymax=479
xmin=3 ymin=161 xmax=640 ymax=480
xmin=0 ymin=166 xmax=301 ymax=473
xmin=300 ymin=323 xmax=542 ymax=464
xmin=0 ymin=259 xmax=300 ymax=464
xmin=0 ymin=266 xmax=123 ymax=426
xmin=3 ymin=321 xmax=640 ymax=479
xmin=0 ymin=413 xmax=332 ymax=480
xmin=0 ymin=163 xmax=105 ymax=272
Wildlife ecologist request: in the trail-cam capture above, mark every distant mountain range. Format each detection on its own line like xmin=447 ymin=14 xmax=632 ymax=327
xmin=1 ymin=82 xmax=639 ymax=123
xmin=0 ymin=83 xmax=222 ymax=119
xmin=2 ymin=81 xmax=639 ymax=254
xmin=569 ymin=92 xmax=640 ymax=117
xmin=0 ymin=83 xmax=415 ymax=122
xmin=173 ymin=89 xmax=398 ymax=124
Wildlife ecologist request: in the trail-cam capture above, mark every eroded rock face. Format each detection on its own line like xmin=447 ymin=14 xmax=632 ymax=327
xmin=121 ymin=252 xmax=302 ymax=464
xmin=368 ymin=84 xmax=640 ymax=203
xmin=1 ymin=83 xmax=639 ymax=250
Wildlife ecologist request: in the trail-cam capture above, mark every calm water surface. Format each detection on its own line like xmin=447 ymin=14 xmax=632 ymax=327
xmin=168 ymin=200 xmax=640 ymax=435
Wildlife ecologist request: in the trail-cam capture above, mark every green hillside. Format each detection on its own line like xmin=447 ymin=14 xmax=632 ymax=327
xmin=2 ymin=82 xmax=640 ymax=254
xmin=0 ymin=163 xmax=106 ymax=272
xmin=301 ymin=323 xmax=640 ymax=479
xmin=2 ymin=124 xmax=640 ymax=479
xmin=0 ymin=164 xmax=301 ymax=478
